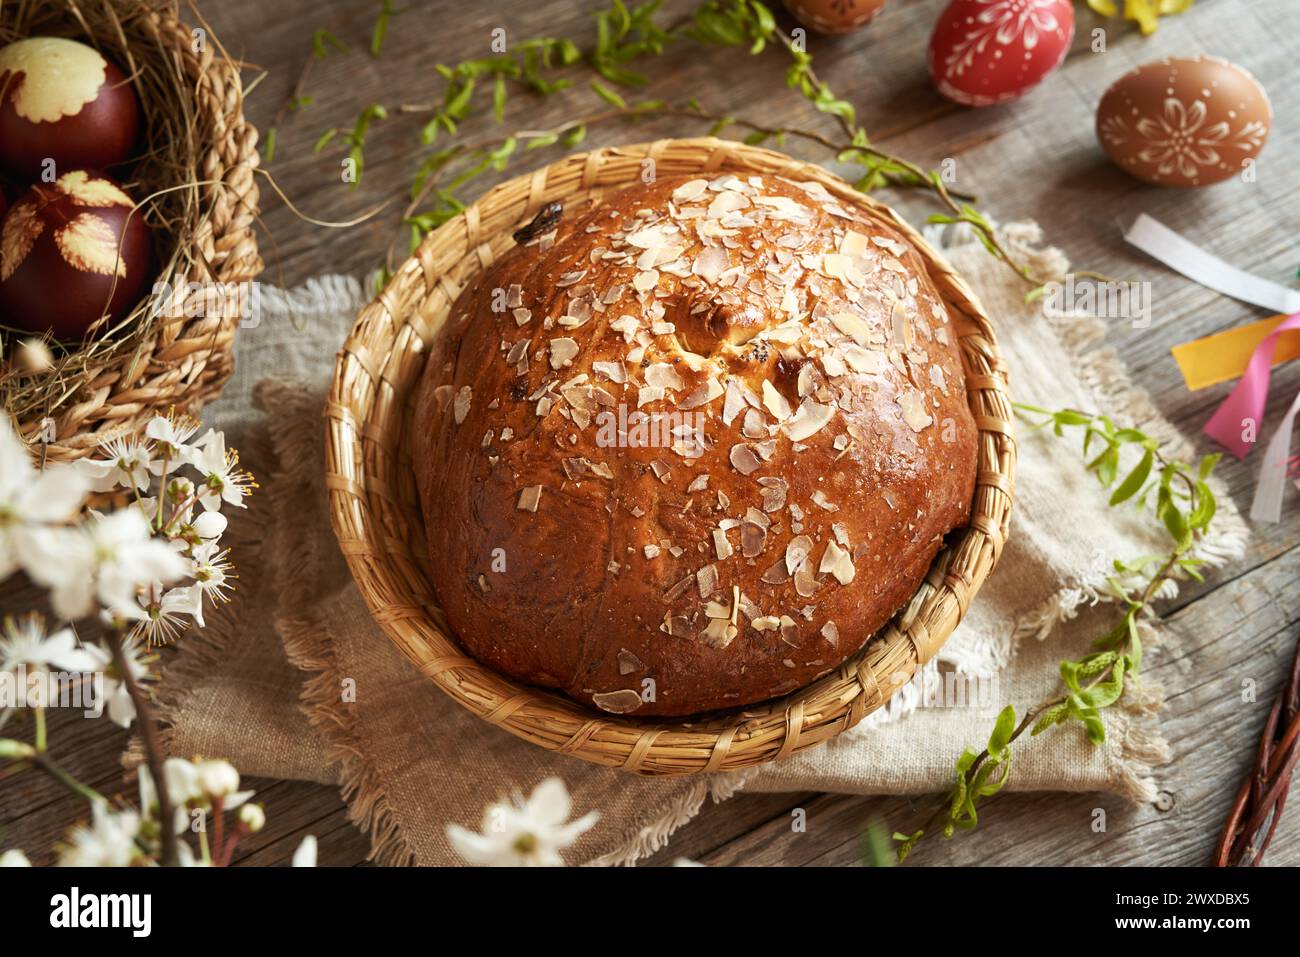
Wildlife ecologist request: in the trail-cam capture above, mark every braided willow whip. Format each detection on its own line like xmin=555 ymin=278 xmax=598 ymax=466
xmin=1214 ymin=628 xmax=1300 ymax=866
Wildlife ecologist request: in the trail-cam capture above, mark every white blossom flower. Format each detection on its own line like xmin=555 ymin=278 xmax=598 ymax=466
xmin=137 ymin=760 xmax=193 ymax=836
xmin=239 ymin=803 xmax=266 ymax=832
xmin=80 ymin=637 xmax=152 ymax=728
xmin=0 ymin=420 xmax=89 ymax=579
xmin=75 ymin=435 xmax=156 ymax=493
xmin=292 ymin=834 xmax=317 ymax=867
xmin=189 ymin=542 xmax=233 ymax=607
xmin=127 ymin=584 xmax=202 ymax=643
xmin=193 ymin=758 xmax=254 ymax=810
xmin=192 ymin=430 xmax=255 ymax=512
xmin=0 ymin=849 xmax=30 ymax=866
xmin=145 ymin=413 xmax=199 ymax=471
xmin=58 ymin=802 xmax=141 ymax=867
xmin=446 ymin=777 xmax=598 ymax=867
xmin=24 ymin=508 xmax=188 ymax=621
xmin=0 ymin=616 xmax=98 ymax=675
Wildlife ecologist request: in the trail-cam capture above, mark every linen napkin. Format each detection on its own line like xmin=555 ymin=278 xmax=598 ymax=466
xmin=136 ymin=224 xmax=1248 ymax=865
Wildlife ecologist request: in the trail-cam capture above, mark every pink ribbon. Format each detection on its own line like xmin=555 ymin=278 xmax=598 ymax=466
xmin=1203 ymin=311 xmax=1300 ymax=523
xmin=1204 ymin=311 xmax=1300 ymax=459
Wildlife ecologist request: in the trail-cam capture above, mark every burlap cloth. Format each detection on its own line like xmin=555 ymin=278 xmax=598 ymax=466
xmin=139 ymin=227 xmax=1248 ymax=865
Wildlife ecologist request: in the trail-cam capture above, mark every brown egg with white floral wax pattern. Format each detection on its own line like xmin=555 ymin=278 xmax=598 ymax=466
xmin=0 ymin=171 xmax=150 ymax=341
xmin=782 ymin=0 xmax=887 ymax=35
xmin=0 ymin=37 xmax=142 ymax=180
xmin=1096 ymin=56 xmax=1271 ymax=188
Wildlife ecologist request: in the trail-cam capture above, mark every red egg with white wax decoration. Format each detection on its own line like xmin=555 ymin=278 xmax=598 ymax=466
xmin=928 ymin=0 xmax=1074 ymax=108
xmin=0 ymin=37 xmax=142 ymax=179
xmin=0 ymin=170 xmax=151 ymax=341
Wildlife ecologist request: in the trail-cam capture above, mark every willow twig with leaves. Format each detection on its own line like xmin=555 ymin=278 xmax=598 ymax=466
xmin=893 ymin=404 xmax=1222 ymax=862
xmin=313 ymin=0 xmax=1065 ymax=289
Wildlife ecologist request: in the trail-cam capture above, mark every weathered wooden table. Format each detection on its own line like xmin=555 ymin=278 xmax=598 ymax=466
xmin=3 ymin=0 xmax=1298 ymax=865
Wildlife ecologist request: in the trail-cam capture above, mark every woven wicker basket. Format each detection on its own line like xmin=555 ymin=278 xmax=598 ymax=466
xmin=0 ymin=0 xmax=261 ymax=460
xmin=326 ymin=137 xmax=1015 ymax=776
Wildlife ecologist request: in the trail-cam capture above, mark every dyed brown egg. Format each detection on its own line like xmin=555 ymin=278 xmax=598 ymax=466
xmin=782 ymin=0 xmax=886 ymax=35
xmin=0 ymin=170 xmax=151 ymax=341
xmin=1096 ymin=55 xmax=1271 ymax=187
xmin=0 ymin=37 xmax=142 ymax=179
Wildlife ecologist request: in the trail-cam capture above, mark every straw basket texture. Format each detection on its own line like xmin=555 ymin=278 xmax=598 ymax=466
xmin=326 ymin=138 xmax=1015 ymax=776
xmin=0 ymin=0 xmax=261 ymax=461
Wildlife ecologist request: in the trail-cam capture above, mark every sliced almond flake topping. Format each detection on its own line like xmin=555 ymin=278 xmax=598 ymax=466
xmin=692 ymin=246 xmax=728 ymax=284
xmin=506 ymin=284 xmax=523 ymax=308
xmin=592 ymin=360 xmax=626 ymax=384
xmin=754 ymin=195 xmax=810 ymax=221
xmin=679 ymin=377 xmax=723 ymax=410
xmin=794 ymin=566 xmax=820 ymax=598
xmin=556 ymin=269 xmax=587 ymax=287
xmin=712 ymin=528 xmax=733 ymax=561
xmin=549 ymin=337 xmax=579 ymax=369
xmin=760 ymin=560 xmax=790 ymax=585
xmin=617 ymin=649 xmax=645 ymax=675
xmin=516 ymin=485 xmax=542 ymax=512
xmin=779 ymin=615 xmax=799 ymax=646
xmin=897 ymin=389 xmax=933 ymax=432
xmin=672 ymin=178 xmax=709 ymax=204
xmin=830 ymin=311 xmax=870 ymax=346
xmin=729 ymin=443 xmax=762 ymax=475
xmin=624 ymin=225 xmax=670 ymax=249
xmin=637 ymin=386 xmax=664 ymax=408
xmin=740 ymin=521 xmax=767 ymax=559
xmin=843 ymin=346 xmax=882 ymax=374
xmin=839 ymin=230 xmax=869 ymax=257
xmin=592 ymin=689 xmax=643 ymax=714
xmin=686 ymin=474 xmax=710 ymax=493
xmin=633 ymin=269 xmax=659 ymax=293
xmin=929 ymin=364 xmax=948 ymax=395
xmin=722 ymin=380 xmax=746 ymax=425
xmin=717 ymin=488 xmax=731 ymax=510
xmin=810 ymin=490 xmax=838 ymax=512
xmin=752 ymin=615 xmax=781 ymax=632
xmin=831 ymin=522 xmax=850 ymax=546
xmin=784 ymin=399 xmax=834 ymax=442
xmin=704 ymin=599 xmax=731 ymax=620
xmin=513 ymin=307 xmax=532 ymax=326
xmin=661 ymin=612 xmax=694 ymax=638
xmin=761 ymin=380 xmax=792 ymax=421
xmin=664 ymin=574 xmax=694 ymax=602
xmin=650 ymin=459 xmax=672 ymax=482
xmin=707 ymin=190 xmax=748 ymax=218
xmin=645 ymin=362 xmax=686 ymax=391
xmin=643 ymin=544 xmax=661 ymax=559
xmin=821 ymin=621 xmax=839 ymax=645
xmin=696 ymin=563 xmax=719 ymax=599
xmin=610 ymin=315 xmax=639 ymax=341
xmin=741 ymin=408 xmax=767 ymax=440
xmin=505 ymin=340 xmax=529 ymax=367
xmin=785 ymin=534 xmax=814 ymax=575
xmin=701 ymin=616 xmax=737 ymax=649
xmin=453 ymin=386 xmax=472 ymax=424
xmin=819 ymin=539 xmax=847 ymax=575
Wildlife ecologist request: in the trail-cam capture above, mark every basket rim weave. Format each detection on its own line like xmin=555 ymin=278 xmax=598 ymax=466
xmin=4 ymin=0 xmax=262 ymax=460
xmin=325 ymin=137 xmax=1016 ymax=776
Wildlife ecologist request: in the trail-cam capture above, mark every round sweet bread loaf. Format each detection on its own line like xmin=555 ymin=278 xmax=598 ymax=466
xmin=411 ymin=172 xmax=977 ymax=717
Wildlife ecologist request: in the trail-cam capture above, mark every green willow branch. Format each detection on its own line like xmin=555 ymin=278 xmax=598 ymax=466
xmin=892 ymin=403 xmax=1222 ymax=862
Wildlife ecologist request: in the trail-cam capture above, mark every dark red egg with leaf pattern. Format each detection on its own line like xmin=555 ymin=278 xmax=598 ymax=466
xmin=0 ymin=170 xmax=151 ymax=341
xmin=0 ymin=37 xmax=142 ymax=179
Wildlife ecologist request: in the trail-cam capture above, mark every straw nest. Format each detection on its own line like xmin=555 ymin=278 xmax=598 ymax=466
xmin=0 ymin=0 xmax=261 ymax=460
xmin=326 ymin=138 xmax=1015 ymax=776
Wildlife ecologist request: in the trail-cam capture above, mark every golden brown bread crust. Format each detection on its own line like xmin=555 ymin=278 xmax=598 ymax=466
xmin=411 ymin=172 xmax=977 ymax=716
